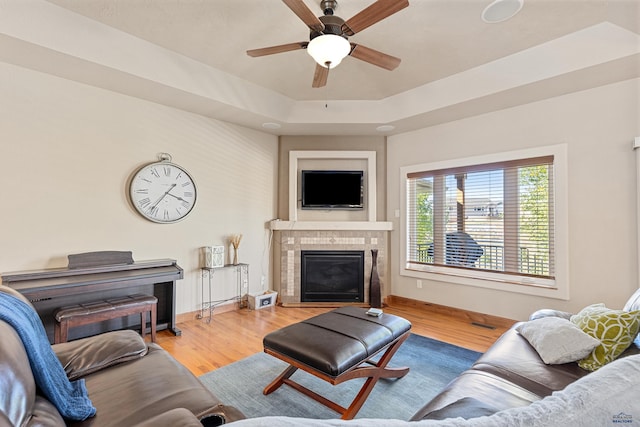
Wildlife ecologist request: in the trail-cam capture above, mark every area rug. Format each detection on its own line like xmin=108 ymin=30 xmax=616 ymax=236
xmin=199 ymin=334 xmax=481 ymax=420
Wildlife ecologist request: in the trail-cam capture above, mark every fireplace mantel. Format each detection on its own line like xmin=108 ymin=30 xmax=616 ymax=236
xmin=269 ymin=220 xmax=393 ymax=231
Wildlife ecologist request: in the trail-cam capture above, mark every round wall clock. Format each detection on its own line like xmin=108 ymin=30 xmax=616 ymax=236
xmin=129 ymin=154 xmax=197 ymax=223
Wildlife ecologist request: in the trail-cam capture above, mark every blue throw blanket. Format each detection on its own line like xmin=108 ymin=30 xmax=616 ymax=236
xmin=0 ymin=292 xmax=96 ymax=421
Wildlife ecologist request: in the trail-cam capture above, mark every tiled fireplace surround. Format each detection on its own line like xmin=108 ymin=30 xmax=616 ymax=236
xmin=277 ymin=229 xmax=388 ymax=305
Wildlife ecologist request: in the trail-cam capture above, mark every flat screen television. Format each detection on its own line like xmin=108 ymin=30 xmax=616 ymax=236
xmin=301 ymin=170 xmax=364 ymax=210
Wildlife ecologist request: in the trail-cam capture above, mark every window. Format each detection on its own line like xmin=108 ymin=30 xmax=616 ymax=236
xmin=400 ymin=145 xmax=568 ymax=298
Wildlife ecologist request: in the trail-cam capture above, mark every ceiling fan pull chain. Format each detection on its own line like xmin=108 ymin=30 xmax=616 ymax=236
xmin=325 ymin=61 xmax=331 ymax=107
xmin=324 ymin=70 xmax=329 ymax=108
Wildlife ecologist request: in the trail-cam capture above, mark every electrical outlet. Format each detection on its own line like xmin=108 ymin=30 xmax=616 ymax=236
xmin=417 ymin=280 xmax=423 ymax=289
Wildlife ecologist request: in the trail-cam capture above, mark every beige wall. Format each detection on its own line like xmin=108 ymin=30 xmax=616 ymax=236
xmin=387 ymin=78 xmax=640 ymax=321
xmin=3 ymin=59 xmax=638 ymax=323
xmin=0 ymin=62 xmax=279 ymax=315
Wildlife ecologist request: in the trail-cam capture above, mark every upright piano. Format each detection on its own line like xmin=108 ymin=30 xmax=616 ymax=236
xmin=1 ymin=256 xmax=183 ymax=343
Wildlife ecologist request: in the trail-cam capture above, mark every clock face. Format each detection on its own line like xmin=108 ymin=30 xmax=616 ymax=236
xmin=129 ymin=161 xmax=197 ymax=223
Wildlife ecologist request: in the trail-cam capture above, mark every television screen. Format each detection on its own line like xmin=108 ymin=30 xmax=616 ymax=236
xmin=301 ymin=170 xmax=364 ymax=209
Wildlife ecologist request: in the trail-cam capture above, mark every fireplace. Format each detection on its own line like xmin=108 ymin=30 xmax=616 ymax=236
xmin=301 ymin=250 xmax=364 ymax=302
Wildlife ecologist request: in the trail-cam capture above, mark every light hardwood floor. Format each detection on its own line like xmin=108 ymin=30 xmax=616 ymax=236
xmin=156 ymin=298 xmax=516 ymax=376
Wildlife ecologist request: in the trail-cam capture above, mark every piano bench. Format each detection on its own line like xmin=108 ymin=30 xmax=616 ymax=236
xmin=53 ymin=294 xmax=157 ymax=344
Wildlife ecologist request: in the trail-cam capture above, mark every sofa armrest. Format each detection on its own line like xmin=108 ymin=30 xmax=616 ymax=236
xmin=131 ymin=409 xmax=227 ymax=427
xmin=529 ymin=308 xmax=572 ymax=321
xmin=53 ymin=330 xmax=148 ymax=380
xmin=132 ymin=408 xmax=204 ymax=427
xmin=134 ymin=408 xmax=202 ymax=427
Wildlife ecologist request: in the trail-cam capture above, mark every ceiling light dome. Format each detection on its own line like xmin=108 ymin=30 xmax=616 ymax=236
xmin=307 ymin=34 xmax=351 ymax=69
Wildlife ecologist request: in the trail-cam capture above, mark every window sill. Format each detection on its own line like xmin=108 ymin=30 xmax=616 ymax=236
xmin=402 ymin=263 xmax=569 ymax=300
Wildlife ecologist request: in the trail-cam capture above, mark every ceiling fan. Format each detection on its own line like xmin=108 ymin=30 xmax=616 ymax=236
xmin=246 ymin=0 xmax=409 ymax=88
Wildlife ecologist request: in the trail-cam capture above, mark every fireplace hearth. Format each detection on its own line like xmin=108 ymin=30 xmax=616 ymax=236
xmin=301 ymin=250 xmax=364 ymax=302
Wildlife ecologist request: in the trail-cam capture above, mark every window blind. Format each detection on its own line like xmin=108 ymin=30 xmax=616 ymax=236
xmin=406 ymin=156 xmax=554 ymax=280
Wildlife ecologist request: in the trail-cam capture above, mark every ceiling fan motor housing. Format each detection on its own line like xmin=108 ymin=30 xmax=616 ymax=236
xmin=310 ymin=14 xmax=347 ymax=40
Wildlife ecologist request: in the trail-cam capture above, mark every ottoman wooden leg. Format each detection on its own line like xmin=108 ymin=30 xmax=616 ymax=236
xmin=263 ymin=365 xmax=298 ymax=395
xmin=340 ymin=332 xmax=410 ymax=419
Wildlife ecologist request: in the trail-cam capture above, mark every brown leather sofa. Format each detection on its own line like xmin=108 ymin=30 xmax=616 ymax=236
xmin=411 ymin=289 xmax=640 ymax=421
xmin=0 ymin=285 xmax=244 ymax=427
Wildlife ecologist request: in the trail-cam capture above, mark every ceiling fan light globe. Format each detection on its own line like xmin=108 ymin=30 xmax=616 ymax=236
xmin=307 ymin=34 xmax=351 ymax=69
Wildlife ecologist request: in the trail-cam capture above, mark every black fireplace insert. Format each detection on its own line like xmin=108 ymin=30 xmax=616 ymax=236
xmin=301 ymin=250 xmax=364 ymax=302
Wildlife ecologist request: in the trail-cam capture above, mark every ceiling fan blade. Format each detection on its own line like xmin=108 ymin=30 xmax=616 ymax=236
xmin=342 ymin=0 xmax=409 ymax=36
xmin=282 ymin=0 xmax=325 ymax=33
xmin=246 ymin=42 xmax=308 ymax=57
xmin=312 ymin=64 xmax=329 ymax=88
xmin=349 ymin=43 xmax=401 ymax=70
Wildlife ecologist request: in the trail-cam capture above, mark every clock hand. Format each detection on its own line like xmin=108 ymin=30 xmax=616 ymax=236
xmin=166 ymin=192 xmax=188 ymax=203
xmin=150 ymin=183 xmax=177 ymax=209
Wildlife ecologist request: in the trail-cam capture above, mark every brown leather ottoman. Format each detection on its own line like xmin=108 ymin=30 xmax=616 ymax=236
xmin=262 ymin=306 xmax=412 ymax=419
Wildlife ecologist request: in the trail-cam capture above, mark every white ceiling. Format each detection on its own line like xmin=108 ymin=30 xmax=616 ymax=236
xmin=1 ymin=0 xmax=639 ymax=135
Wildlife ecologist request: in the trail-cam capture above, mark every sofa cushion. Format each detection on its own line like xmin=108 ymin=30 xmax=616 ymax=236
xmin=76 ymin=343 xmax=236 ymax=427
xmin=410 ymin=369 xmax=541 ymax=421
xmin=470 ymin=327 xmax=590 ymax=396
xmin=570 ymin=304 xmax=640 ymax=371
xmin=515 ymin=317 xmax=600 ymax=364
xmin=53 ymin=330 xmax=148 ymax=381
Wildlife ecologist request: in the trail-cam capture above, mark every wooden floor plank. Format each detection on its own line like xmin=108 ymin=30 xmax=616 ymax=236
xmin=156 ymin=301 xmax=515 ymax=376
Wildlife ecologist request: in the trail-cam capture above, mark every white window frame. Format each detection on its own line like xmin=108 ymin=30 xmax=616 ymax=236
xmin=400 ymin=144 xmax=569 ymax=300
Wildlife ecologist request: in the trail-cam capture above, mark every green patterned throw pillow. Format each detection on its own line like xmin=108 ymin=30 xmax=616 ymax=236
xmin=570 ymin=304 xmax=640 ymax=371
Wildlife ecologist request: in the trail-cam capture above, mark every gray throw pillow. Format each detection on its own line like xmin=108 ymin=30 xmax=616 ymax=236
xmin=516 ymin=316 xmax=600 ymax=364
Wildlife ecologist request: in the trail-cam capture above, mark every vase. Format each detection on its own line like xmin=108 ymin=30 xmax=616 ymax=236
xmin=233 ymin=247 xmax=239 ymax=265
xmin=370 ymin=249 xmax=382 ymax=308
